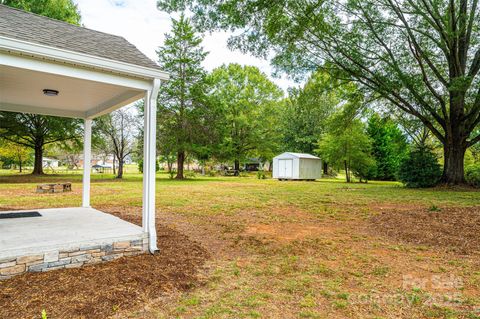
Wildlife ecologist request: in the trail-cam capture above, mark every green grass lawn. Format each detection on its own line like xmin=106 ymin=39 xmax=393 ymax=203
xmin=0 ymin=170 xmax=479 ymax=319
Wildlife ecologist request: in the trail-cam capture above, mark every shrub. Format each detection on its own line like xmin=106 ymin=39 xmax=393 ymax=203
xmin=138 ymin=160 xmax=160 ymax=173
xmin=239 ymin=171 xmax=250 ymax=177
xmin=256 ymin=171 xmax=267 ymax=179
xmin=185 ymin=171 xmax=197 ymax=179
xmin=397 ymin=147 xmax=442 ymax=188
xmin=353 ymin=160 xmax=377 ymax=183
xmin=465 ymin=163 xmax=480 ymax=187
xmin=208 ymin=170 xmax=218 ymax=177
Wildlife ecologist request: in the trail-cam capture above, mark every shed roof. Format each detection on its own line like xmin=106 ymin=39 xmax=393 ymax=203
xmin=0 ymin=4 xmax=160 ymax=70
xmin=275 ymin=152 xmax=320 ymax=159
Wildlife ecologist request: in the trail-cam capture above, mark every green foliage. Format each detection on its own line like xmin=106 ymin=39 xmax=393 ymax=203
xmin=2 ymin=0 xmax=81 ymax=24
xmin=367 ymin=114 xmax=408 ymax=181
xmin=156 ymin=14 xmax=216 ymax=179
xmin=0 ymin=112 xmax=81 ymax=174
xmin=184 ymin=170 xmax=197 ymax=179
xmin=94 ymin=110 xmax=137 ymax=179
xmin=41 ymin=309 xmax=48 ymax=319
xmin=158 ymin=0 xmax=480 ymax=185
xmin=465 ymin=164 xmax=480 ymax=188
xmin=469 ymin=129 xmax=480 ymax=163
xmin=0 ymin=140 xmax=32 ymax=171
xmin=256 ymin=171 xmax=267 ymax=179
xmin=318 ymin=119 xmax=376 ymax=183
xmin=137 ymin=159 xmax=160 ymax=174
xmin=398 ymin=148 xmax=442 ymax=188
xmin=280 ymin=71 xmax=339 ymax=154
xmin=207 ymin=63 xmax=283 ymax=168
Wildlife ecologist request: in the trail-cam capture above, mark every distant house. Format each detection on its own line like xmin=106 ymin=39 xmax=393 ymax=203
xmin=42 ymin=157 xmax=59 ymax=168
xmin=244 ymin=158 xmax=263 ymax=171
xmin=272 ymin=152 xmax=322 ymax=180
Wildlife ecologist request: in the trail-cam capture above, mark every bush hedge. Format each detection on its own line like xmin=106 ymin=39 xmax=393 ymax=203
xmin=397 ymin=147 xmax=442 ymax=188
xmin=465 ymin=163 xmax=480 ymax=187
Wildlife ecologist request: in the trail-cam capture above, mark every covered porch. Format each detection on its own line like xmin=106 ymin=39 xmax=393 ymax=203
xmin=0 ymin=5 xmax=168 ymax=278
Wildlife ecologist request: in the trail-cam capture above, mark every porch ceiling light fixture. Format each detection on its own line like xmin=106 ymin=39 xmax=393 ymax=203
xmin=43 ymin=89 xmax=59 ymax=96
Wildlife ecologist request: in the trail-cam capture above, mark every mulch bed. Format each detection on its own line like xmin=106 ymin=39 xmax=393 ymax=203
xmin=370 ymin=206 xmax=480 ymax=254
xmin=0 ymin=216 xmax=209 ymax=319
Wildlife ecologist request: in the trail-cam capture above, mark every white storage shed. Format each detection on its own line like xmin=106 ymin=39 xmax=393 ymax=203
xmin=272 ymin=152 xmax=322 ymax=180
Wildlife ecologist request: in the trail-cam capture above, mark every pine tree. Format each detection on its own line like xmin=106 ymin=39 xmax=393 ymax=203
xmin=367 ymin=114 xmax=408 ymax=181
xmin=156 ymin=14 xmax=208 ymax=179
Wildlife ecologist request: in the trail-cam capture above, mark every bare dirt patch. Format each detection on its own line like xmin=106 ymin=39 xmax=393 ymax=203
xmin=0 ymin=219 xmax=209 ymax=319
xmin=244 ymin=223 xmax=328 ymax=242
xmin=370 ymin=206 xmax=480 ymax=254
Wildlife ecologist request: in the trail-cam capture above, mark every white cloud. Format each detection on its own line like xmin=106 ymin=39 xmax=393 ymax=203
xmin=74 ymin=0 xmax=297 ymax=91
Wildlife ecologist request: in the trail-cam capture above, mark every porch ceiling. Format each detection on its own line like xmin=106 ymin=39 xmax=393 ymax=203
xmin=0 ymin=64 xmax=144 ymax=119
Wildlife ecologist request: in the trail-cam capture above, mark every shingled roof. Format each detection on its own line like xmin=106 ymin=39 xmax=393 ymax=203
xmin=0 ymin=4 xmax=161 ymax=70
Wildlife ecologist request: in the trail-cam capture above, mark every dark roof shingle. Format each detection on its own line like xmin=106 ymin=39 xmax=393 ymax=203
xmin=0 ymin=4 xmax=161 ymax=70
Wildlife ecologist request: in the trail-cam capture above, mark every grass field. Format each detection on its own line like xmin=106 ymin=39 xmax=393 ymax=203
xmin=0 ymin=170 xmax=479 ymax=319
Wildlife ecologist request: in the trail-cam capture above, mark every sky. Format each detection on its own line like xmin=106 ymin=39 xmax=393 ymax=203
xmin=73 ymin=0 xmax=297 ymax=92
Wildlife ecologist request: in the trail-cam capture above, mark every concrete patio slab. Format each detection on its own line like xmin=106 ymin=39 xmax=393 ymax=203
xmin=0 ymin=207 xmax=146 ymax=260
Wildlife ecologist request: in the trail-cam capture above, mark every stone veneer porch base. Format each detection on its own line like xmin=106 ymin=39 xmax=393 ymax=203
xmin=0 ymin=237 xmax=148 ymax=280
xmin=0 ymin=207 xmax=150 ymax=280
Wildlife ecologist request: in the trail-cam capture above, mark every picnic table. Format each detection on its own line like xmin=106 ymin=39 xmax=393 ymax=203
xmin=36 ymin=183 xmax=72 ymax=194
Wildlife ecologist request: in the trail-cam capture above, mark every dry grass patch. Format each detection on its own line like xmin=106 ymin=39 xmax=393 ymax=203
xmin=370 ymin=206 xmax=480 ymax=254
xmin=1 ymin=173 xmax=480 ymax=318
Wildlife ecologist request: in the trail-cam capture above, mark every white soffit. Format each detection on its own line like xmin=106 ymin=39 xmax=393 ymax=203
xmin=0 ymin=64 xmax=145 ymax=119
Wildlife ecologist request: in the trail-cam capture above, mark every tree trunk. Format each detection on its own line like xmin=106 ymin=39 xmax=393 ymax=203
xmin=17 ymin=154 xmax=22 ymax=173
xmin=441 ymin=138 xmax=467 ymax=185
xmin=116 ymin=157 xmax=124 ymax=179
xmin=234 ymin=159 xmax=240 ymax=176
xmin=441 ymin=96 xmax=468 ymax=185
xmin=32 ymin=142 xmax=44 ymax=175
xmin=176 ymin=151 xmax=185 ymax=179
xmin=112 ymin=157 xmax=116 ymax=176
xmin=344 ymin=160 xmax=350 ymax=183
xmin=323 ymin=162 xmax=328 ymax=175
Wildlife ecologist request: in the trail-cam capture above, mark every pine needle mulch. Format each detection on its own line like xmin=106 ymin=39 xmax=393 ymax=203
xmin=0 ymin=218 xmax=209 ymax=319
xmin=370 ymin=206 xmax=480 ymax=254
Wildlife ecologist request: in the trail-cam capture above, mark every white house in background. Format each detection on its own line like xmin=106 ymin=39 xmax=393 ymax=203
xmin=272 ymin=152 xmax=322 ymax=180
xmin=42 ymin=157 xmax=59 ymax=168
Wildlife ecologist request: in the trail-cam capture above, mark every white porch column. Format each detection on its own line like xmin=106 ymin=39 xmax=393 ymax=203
xmin=142 ymin=79 xmax=161 ymax=253
xmin=82 ymin=119 xmax=92 ymax=208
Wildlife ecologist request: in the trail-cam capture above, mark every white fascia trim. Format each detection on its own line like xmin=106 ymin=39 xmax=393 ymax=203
xmin=0 ymin=36 xmax=169 ymax=81
xmin=1 ymin=52 xmax=153 ymax=91
xmin=0 ymin=102 xmax=86 ymax=118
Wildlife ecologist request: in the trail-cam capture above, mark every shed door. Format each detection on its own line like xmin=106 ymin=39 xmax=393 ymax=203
xmin=278 ymin=159 xmax=293 ymax=178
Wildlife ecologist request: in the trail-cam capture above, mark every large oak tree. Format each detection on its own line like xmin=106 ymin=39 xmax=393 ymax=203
xmin=207 ymin=64 xmax=283 ymax=171
xmin=158 ymin=0 xmax=480 ymax=185
xmin=0 ymin=113 xmax=81 ymax=174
